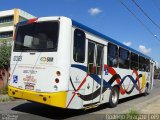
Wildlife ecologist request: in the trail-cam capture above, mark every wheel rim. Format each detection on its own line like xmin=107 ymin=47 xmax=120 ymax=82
xmin=112 ymin=89 xmax=118 ymax=104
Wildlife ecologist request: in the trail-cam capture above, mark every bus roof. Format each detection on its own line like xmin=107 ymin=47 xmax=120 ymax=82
xmin=72 ymin=20 xmax=151 ymax=60
xmin=15 ymin=17 xmax=151 ymax=60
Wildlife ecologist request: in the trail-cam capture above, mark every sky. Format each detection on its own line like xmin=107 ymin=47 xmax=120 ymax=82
xmin=0 ymin=0 xmax=160 ymax=64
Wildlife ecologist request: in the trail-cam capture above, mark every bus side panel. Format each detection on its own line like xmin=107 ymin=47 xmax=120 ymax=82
xmin=106 ymin=68 xmax=149 ymax=100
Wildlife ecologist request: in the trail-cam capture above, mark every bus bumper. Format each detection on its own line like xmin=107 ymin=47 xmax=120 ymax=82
xmin=8 ymin=85 xmax=67 ymax=108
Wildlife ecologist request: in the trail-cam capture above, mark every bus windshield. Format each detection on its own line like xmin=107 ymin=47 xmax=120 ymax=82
xmin=14 ymin=21 xmax=59 ymax=52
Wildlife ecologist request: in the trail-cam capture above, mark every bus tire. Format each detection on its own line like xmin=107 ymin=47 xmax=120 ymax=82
xmin=109 ymin=86 xmax=119 ymax=108
xmin=144 ymin=84 xmax=149 ymax=96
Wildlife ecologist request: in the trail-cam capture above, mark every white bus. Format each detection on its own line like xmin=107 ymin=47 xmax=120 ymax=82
xmin=8 ymin=16 xmax=154 ymax=109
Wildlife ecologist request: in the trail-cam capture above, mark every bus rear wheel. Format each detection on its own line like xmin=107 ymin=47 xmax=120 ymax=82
xmin=109 ymin=86 xmax=119 ymax=108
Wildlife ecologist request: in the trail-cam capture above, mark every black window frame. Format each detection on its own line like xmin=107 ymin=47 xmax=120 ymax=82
xmin=14 ymin=21 xmax=60 ymax=52
xmin=87 ymin=41 xmax=95 ymax=74
xmin=130 ymin=52 xmax=139 ymax=70
xmin=139 ymin=56 xmax=147 ymax=71
xmin=119 ymin=47 xmax=130 ymax=69
xmin=146 ymin=59 xmax=150 ymax=72
xmin=0 ymin=31 xmax=13 ymax=38
xmin=107 ymin=43 xmax=118 ymax=67
xmin=0 ymin=16 xmax=14 ymax=23
xmin=73 ymin=29 xmax=86 ymax=63
xmin=96 ymin=44 xmax=103 ymax=75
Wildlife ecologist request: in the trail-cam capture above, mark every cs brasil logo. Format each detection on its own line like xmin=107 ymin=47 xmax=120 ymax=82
xmin=13 ymin=75 xmax=18 ymax=83
xmin=40 ymin=57 xmax=54 ymax=62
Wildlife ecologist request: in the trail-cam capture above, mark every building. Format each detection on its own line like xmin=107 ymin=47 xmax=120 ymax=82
xmin=0 ymin=8 xmax=35 ymax=44
xmin=0 ymin=8 xmax=35 ymax=92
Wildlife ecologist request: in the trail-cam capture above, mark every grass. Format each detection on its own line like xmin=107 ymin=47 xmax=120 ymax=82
xmin=0 ymin=96 xmax=9 ymax=102
xmin=0 ymin=96 xmax=15 ymax=103
xmin=118 ymin=109 xmax=140 ymax=120
xmin=0 ymin=83 xmax=16 ymax=102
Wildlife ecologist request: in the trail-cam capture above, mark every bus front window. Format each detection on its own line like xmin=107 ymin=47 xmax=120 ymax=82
xmin=14 ymin=22 xmax=59 ymax=52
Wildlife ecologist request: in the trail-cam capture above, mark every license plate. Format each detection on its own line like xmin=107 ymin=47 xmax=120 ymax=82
xmin=25 ymin=85 xmax=34 ymax=90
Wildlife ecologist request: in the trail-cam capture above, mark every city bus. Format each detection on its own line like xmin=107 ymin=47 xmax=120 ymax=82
xmin=8 ymin=16 xmax=154 ymax=109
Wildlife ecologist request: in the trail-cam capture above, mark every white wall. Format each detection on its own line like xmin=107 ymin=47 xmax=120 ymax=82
xmin=0 ymin=10 xmax=14 ymax=17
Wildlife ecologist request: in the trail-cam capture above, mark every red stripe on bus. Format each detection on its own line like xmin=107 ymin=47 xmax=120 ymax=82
xmin=27 ymin=18 xmax=38 ymax=24
xmin=66 ymin=74 xmax=89 ymax=108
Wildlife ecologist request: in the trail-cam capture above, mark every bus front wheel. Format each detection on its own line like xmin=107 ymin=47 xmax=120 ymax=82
xmin=109 ymin=86 xmax=119 ymax=108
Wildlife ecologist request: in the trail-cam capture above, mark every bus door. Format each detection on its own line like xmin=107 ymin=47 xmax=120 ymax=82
xmin=83 ymin=40 xmax=104 ymax=106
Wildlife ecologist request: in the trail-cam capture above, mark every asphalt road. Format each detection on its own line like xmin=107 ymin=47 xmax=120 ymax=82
xmin=0 ymin=80 xmax=160 ymax=120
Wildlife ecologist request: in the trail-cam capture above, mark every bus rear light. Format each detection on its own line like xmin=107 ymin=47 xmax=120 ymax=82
xmin=55 ymin=78 xmax=59 ymax=83
xmin=56 ymin=71 xmax=61 ymax=76
xmin=53 ymin=85 xmax=58 ymax=91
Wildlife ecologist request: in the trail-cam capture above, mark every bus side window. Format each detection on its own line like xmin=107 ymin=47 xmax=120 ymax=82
xmin=73 ymin=29 xmax=86 ymax=63
xmin=119 ymin=47 xmax=130 ymax=69
xmin=146 ymin=59 xmax=150 ymax=72
xmin=96 ymin=45 xmax=103 ymax=75
xmin=130 ymin=53 xmax=138 ymax=70
xmin=107 ymin=43 xmax=118 ymax=67
xmin=88 ymin=42 xmax=95 ymax=74
xmin=139 ymin=56 xmax=147 ymax=71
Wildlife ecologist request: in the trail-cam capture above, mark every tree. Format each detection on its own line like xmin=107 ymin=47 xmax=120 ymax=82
xmin=0 ymin=40 xmax=11 ymax=70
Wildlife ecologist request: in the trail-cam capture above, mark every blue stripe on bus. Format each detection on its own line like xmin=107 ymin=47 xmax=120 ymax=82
xmin=71 ymin=64 xmax=112 ymax=88
xmin=16 ymin=20 xmax=28 ymax=26
xmin=90 ymin=74 xmax=112 ymax=88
